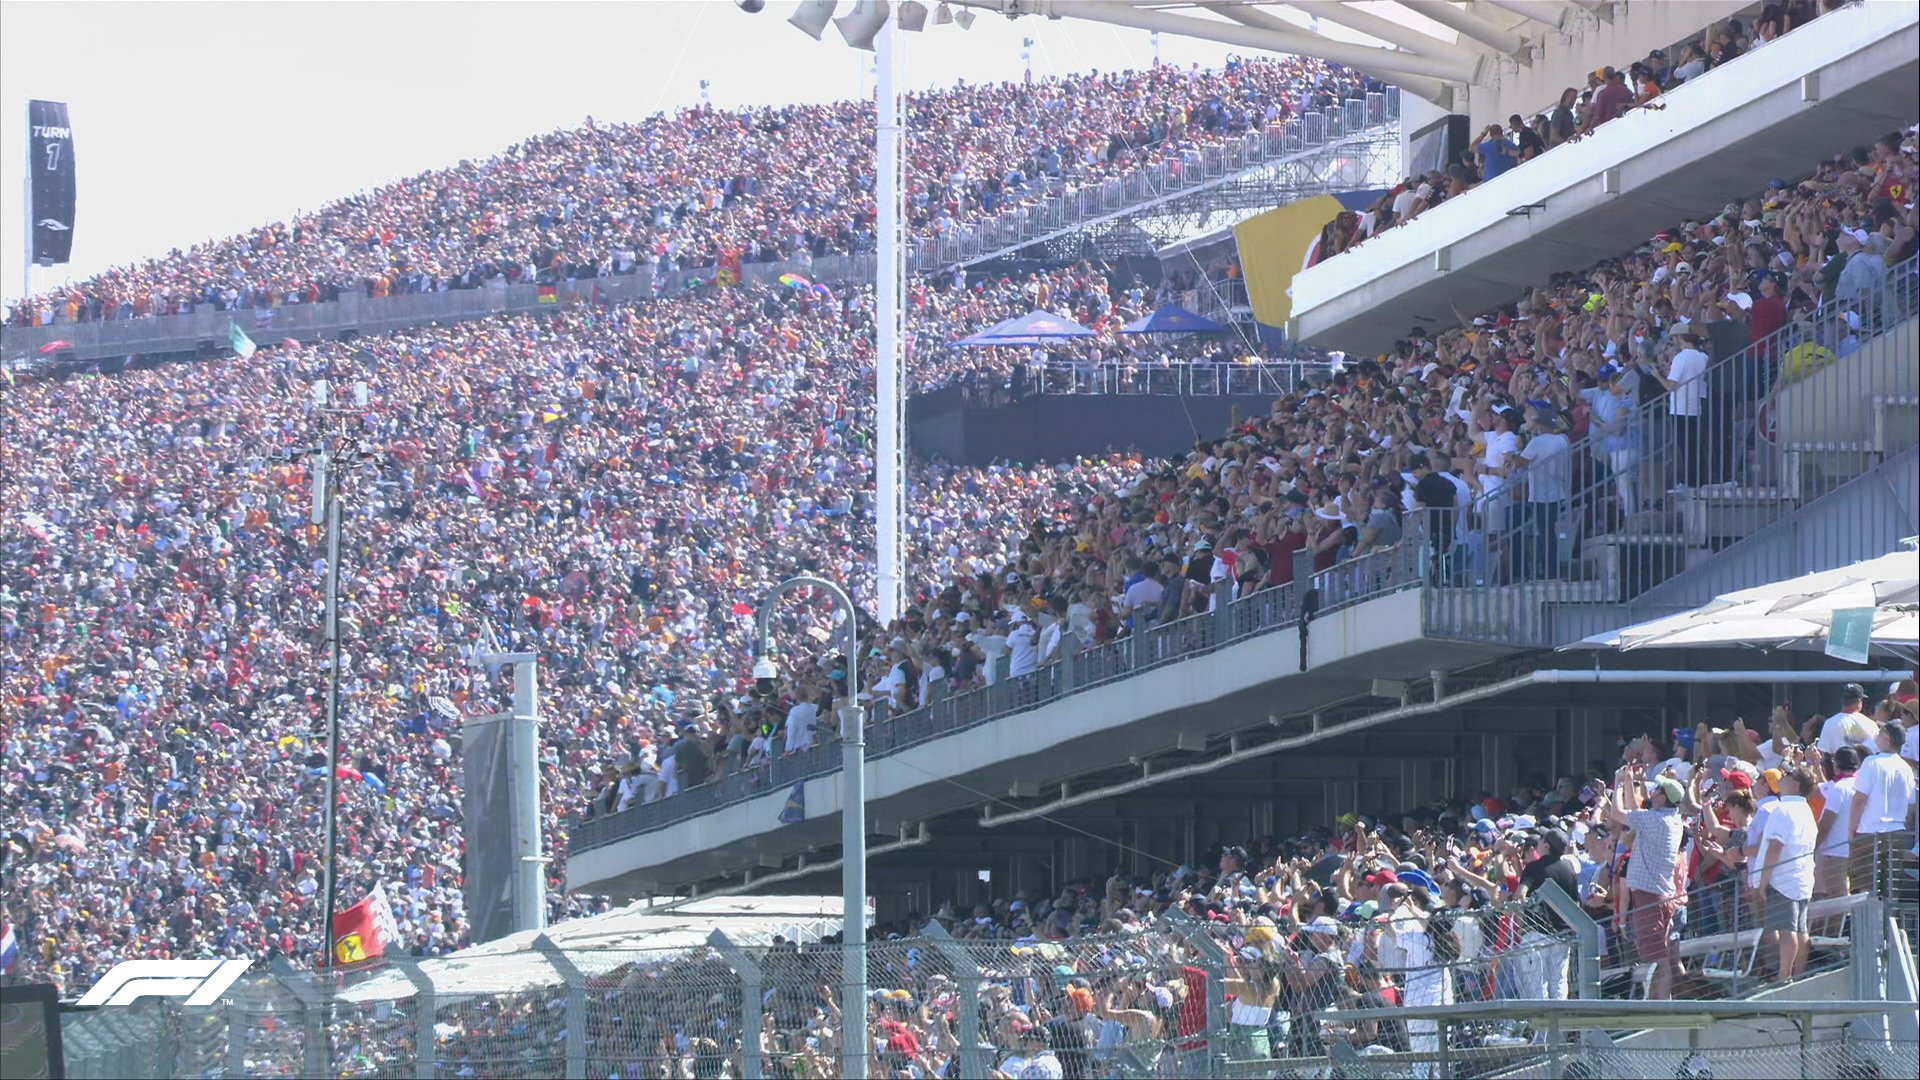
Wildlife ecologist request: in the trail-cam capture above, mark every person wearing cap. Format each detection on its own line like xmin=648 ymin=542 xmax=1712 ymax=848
xmin=1818 ymin=683 xmax=1878 ymax=756
xmin=1283 ymin=915 xmax=1347 ymax=1051
xmin=992 ymin=1013 xmax=1064 ymax=1079
xmin=1847 ymin=721 xmax=1916 ymax=900
xmin=1005 ymin=609 xmax=1039 ymax=679
xmin=1754 ymin=766 xmax=1819 ymax=983
xmin=1834 ymin=227 xmax=1889 ymax=325
xmin=1607 ymin=763 xmax=1689 ymax=999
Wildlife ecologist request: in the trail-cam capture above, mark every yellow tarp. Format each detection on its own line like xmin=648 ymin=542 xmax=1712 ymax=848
xmin=1233 ymin=194 xmax=1345 ymax=329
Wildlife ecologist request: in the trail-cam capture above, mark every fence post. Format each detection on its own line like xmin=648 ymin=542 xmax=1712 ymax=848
xmin=533 ymin=933 xmax=589 ymax=1078
xmin=225 ymin=993 xmax=250 ymax=1079
xmin=923 ymin=921 xmax=988 ymax=1079
xmin=391 ymin=957 xmax=438 ymax=1080
xmin=710 ymin=930 xmax=766 ymax=1080
xmin=1056 ymin=629 xmax=1080 ymax=694
xmin=270 ymin=960 xmax=329 ymax=1080
xmin=1536 ymin=879 xmax=1602 ymax=999
xmin=1160 ymin=910 xmax=1230 ymax=1071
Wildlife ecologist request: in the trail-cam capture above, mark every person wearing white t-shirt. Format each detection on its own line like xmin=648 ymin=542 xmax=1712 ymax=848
xmin=1848 ymin=722 xmax=1917 ymax=895
xmin=1815 ymin=746 xmax=1860 ymax=900
xmin=1818 ymin=684 xmax=1877 ymax=755
xmin=1005 ymin=612 xmax=1039 ymax=677
xmin=1756 ymin=768 xmax=1818 ymax=982
xmin=1652 ymin=333 xmax=1710 ymax=489
xmin=1478 ymin=411 xmax=1521 ymax=499
xmin=784 ymin=694 xmax=821 ymax=754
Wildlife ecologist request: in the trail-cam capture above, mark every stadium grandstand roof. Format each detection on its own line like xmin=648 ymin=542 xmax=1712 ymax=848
xmin=948 ymin=0 xmax=1603 ymax=104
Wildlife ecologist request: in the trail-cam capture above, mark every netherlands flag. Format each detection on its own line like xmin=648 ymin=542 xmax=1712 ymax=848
xmin=1 ymin=920 xmax=18 ymax=974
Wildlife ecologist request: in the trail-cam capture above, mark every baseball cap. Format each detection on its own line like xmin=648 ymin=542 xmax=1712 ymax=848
xmin=1307 ymin=916 xmax=1341 ymax=936
xmin=1843 ymin=682 xmax=1867 ymax=699
xmin=1653 ymin=776 xmax=1686 ymax=806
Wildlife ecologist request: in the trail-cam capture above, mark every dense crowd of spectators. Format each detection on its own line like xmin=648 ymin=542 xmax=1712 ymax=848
xmin=0 ymin=274 xmax=1160 ymax=992
xmin=1 ymin=45 xmax=1914 ymax=1041
xmin=1314 ymin=2 xmax=1849 ymax=264
xmin=689 ymin=128 xmax=1916 ymax=817
xmin=7 ymin=56 xmax=1372 ymax=329
xmin=243 ymin=683 xmax=1918 ymax=1079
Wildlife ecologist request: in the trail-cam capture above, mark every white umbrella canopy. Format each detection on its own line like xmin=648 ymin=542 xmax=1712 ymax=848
xmin=1573 ymin=550 xmax=1920 ymax=654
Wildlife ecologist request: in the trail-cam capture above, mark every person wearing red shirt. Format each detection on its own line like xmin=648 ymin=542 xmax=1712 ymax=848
xmin=1589 ymin=68 xmax=1634 ymax=129
xmin=1749 ymin=273 xmax=1789 ymax=344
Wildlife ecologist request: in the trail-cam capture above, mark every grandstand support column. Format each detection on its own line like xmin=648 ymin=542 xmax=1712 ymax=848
xmin=510 ymin=658 xmax=545 ymax=934
xmin=874 ymin=18 xmax=906 ymax=626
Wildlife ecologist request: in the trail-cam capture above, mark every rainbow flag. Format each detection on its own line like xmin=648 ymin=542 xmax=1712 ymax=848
xmin=536 ymin=284 xmax=558 ymax=304
xmin=778 ymin=273 xmax=812 ymax=289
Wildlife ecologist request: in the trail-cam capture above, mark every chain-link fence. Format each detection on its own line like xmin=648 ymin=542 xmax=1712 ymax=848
xmin=57 ymin=888 xmax=1911 ymax=1078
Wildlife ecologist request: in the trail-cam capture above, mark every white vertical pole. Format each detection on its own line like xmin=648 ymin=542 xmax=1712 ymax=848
xmin=318 ymin=462 xmax=344 ymax=966
xmin=22 ymin=103 xmax=35 ymax=310
xmin=511 ymin=658 xmax=545 ymax=934
xmin=874 ymin=17 xmax=906 ymax=626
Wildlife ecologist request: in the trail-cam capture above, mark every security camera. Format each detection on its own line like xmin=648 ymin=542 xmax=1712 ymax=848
xmin=752 ymin=655 xmax=780 ymax=697
xmin=734 ymin=0 xmax=767 ymax=12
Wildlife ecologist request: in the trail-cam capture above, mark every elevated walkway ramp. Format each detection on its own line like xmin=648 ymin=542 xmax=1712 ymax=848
xmin=1287 ymin=1 xmax=1918 ymax=353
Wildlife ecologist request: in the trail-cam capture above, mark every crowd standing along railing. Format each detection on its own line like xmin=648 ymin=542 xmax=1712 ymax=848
xmin=2 ymin=91 xmax=1401 ymax=363
xmin=58 ymin=872 xmax=1915 ymax=1080
xmin=1427 ymin=256 xmax=1920 ymax=647
xmin=570 ymin=529 xmax=1427 ymax=850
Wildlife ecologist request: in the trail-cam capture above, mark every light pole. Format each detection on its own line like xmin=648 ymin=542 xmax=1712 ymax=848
xmin=306 ymin=395 xmax=374 ymax=967
xmin=752 ymin=576 xmax=866 ymax=1078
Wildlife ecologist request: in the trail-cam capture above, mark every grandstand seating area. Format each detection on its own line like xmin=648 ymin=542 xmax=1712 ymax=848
xmin=1308 ymin=0 xmax=1847 ymax=264
xmin=6 ymin=57 xmax=1370 ymax=329
xmin=2 ymin=19 xmax=1916 ymax=1071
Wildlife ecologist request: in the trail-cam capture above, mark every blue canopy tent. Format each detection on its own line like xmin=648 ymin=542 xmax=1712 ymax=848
xmin=954 ymin=310 xmax=1096 ymax=347
xmin=1118 ymin=305 xmax=1228 ymax=335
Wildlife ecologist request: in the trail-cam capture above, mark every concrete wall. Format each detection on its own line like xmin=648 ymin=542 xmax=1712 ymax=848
xmin=568 ymin=588 xmax=1452 ymax=895
xmin=1466 ymin=0 xmax=1749 ymax=133
xmin=907 ymin=386 xmax=1274 ymax=465
xmin=1776 ymin=317 xmax=1920 ymax=448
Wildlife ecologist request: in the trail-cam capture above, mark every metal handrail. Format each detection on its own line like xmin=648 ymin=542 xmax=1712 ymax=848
xmin=1427 ymin=254 xmax=1919 ymax=646
xmin=570 ymin=531 xmax=1428 ymax=850
xmin=904 ymin=90 xmax=1400 ymax=274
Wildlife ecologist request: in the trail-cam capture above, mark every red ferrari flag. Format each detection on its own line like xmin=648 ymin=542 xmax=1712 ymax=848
xmin=331 ymin=883 xmax=401 ymax=965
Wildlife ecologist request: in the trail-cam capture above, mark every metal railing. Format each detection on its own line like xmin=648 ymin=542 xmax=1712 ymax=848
xmin=2 ymin=256 xmax=872 ymax=363
xmin=5 ymin=91 xmax=1402 ymax=364
xmin=1426 ymin=255 xmax=1920 ymax=648
xmin=906 ymin=90 xmax=1399 ymax=273
xmin=570 ymin=533 xmax=1428 ymax=851
xmin=1020 ymin=359 xmax=1331 ymax=396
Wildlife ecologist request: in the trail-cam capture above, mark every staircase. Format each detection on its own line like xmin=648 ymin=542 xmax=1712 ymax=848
xmin=1425 ymin=269 xmax=1920 ymax=647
